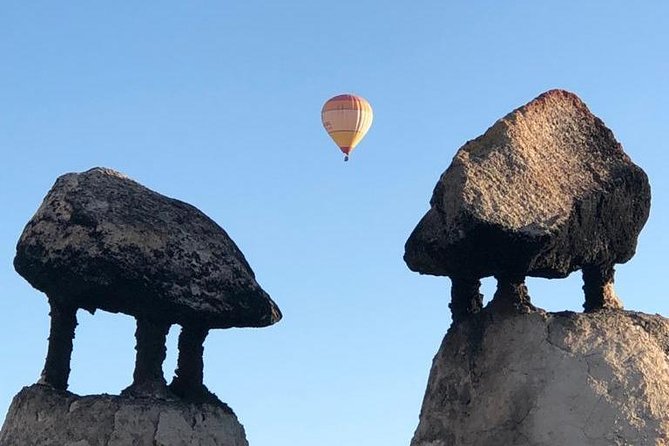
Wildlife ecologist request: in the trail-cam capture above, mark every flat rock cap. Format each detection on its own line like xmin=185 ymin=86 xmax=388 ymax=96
xmin=405 ymin=90 xmax=650 ymax=278
xmin=15 ymin=167 xmax=282 ymax=329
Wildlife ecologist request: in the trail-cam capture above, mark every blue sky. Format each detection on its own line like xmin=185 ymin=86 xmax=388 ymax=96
xmin=1 ymin=2 xmax=668 ymax=445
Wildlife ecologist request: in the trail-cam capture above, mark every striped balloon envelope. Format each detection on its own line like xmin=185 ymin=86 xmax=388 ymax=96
xmin=321 ymin=94 xmax=373 ymax=161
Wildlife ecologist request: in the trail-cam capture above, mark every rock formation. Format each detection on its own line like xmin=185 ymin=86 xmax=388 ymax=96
xmin=1 ymin=385 xmax=248 ymax=446
xmin=13 ymin=167 xmax=281 ymax=401
xmin=405 ymin=90 xmax=664 ymax=445
xmin=404 ymin=90 xmax=650 ymax=323
xmin=5 ymin=167 xmax=280 ymax=444
xmin=411 ymin=310 xmax=669 ymax=446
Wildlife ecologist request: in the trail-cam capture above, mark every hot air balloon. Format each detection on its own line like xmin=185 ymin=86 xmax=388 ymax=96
xmin=321 ymin=94 xmax=373 ymax=161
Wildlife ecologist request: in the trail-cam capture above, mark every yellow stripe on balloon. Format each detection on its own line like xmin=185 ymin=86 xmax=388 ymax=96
xmin=321 ymin=94 xmax=373 ymax=159
xmin=329 ymin=130 xmax=361 ymax=148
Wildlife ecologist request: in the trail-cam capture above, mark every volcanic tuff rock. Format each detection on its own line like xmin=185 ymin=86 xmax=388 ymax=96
xmin=411 ymin=310 xmax=669 ymax=446
xmin=404 ymin=89 xmax=650 ymax=321
xmin=13 ymin=167 xmax=280 ymax=401
xmin=0 ymin=385 xmax=249 ymax=446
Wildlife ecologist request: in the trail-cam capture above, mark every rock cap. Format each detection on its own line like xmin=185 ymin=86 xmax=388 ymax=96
xmin=405 ymin=89 xmax=650 ymax=280
xmin=15 ymin=167 xmax=281 ymax=329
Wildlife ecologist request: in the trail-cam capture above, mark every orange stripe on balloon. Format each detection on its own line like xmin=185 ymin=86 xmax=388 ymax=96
xmin=321 ymin=93 xmax=373 ymax=159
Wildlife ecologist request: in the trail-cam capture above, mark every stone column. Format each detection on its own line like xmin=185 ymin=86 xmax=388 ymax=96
xmin=582 ymin=264 xmax=623 ymax=312
xmin=491 ymin=275 xmax=534 ymax=313
xmin=450 ymin=276 xmax=483 ymax=323
xmin=170 ymin=325 xmax=210 ymax=400
xmin=39 ymin=299 xmax=77 ymax=390
xmin=124 ymin=317 xmax=171 ymax=397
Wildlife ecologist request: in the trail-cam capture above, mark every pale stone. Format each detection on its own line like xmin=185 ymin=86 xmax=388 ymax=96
xmin=0 ymin=385 xmax=249 ymax=446
xmin=411 ymin=310 xmax=669 ymax=446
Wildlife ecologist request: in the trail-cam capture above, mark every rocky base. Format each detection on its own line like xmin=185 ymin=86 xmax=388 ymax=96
xmin=412 ymin=309 xmax=669 ymax=446
xmin=0 ymin=384 xmax=249 ymax=446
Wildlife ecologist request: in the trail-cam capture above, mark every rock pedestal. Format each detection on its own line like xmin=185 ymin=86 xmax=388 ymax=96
xmin=0 ymin=385 xmax=249 ymax=446
xmin=411 ymin=310 xmax=669 ymax=446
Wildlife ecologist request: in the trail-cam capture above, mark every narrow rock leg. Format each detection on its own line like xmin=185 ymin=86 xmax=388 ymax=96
xmin=39 ymin=299 xmax=77 ymax=390
xmin=122 ymin=317 xmax=171 ymax=398
xmin=169 ymin=325 xmax=218 ymax=403
xmin=450 ymin=277 xmax=483 ymax=323
xmin=582 ymin=264 xmax=623 ymax=312
xmin=491 ymin=275 xmax=535 ymax=313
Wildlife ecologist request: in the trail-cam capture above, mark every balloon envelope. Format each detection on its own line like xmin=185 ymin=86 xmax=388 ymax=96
xmin=321 ymin=94 xmax=373 ymax=159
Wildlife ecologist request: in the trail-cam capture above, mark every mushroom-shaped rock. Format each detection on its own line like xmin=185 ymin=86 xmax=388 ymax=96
xmin=404 ymin=90 xmax=650 ymax=323
xmin=14 ymin=167 xmax=281 ymax=399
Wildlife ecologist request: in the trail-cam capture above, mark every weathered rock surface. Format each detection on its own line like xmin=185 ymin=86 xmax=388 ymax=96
xmin=405 ymin=89 xmax=650 ymax=279
xmin=405 ymin=90 xmax=650 ymax=278
xmin=404 ymin=89 xmax=650 ymax=319
xmin=13 ymin=167 xmax=281 ymax=402
xmin=0 ymin=384 xmax=249 ymax=446
xmin=14 ymin=167 xmax=281 ymax=329
xmin=412 ymin=309 xmax=669 ymax=446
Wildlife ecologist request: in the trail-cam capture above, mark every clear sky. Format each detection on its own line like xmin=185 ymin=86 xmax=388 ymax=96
xmin=1 ymin=2 xmax=667 ymax=445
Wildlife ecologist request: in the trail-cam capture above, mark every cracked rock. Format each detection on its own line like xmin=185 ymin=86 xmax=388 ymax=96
xmin=411 ymin=310 xmax=669 ymax=446
xmin=0 ymin=384 xmax=249 ymax=446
